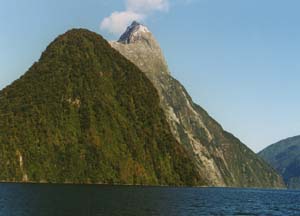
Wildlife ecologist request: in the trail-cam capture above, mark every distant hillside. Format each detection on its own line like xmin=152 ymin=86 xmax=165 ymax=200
xmin=259 ymin=135 xmax=300 ymax=188
xmin=0 ymin=29 xmax=203 ymax=185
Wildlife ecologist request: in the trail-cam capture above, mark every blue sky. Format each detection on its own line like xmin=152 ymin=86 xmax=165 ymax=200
xmin=1 ymin=0 xmax=300 ymax=152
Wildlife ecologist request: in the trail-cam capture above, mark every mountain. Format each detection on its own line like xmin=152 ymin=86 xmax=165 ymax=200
xmin=0 ymin=29 xmax=204 ymax=185
xmin=111 ymin=21 xmax=284 ymax=188
xmin=259 ymin=135 xmax=300 ymax=188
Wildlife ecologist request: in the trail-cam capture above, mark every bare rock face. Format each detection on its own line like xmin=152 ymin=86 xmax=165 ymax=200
xmin=111 ymin=21 xmax=285 ymax=188
xmin=112 ymin=22 xmax=170 ymax=82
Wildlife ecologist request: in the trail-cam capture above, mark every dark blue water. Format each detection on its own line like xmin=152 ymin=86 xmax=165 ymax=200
xmin=0 ymin=184 xmax=299 ymax=216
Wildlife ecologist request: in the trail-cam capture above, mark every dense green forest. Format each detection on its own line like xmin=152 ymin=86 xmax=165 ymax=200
xmin=0 ymin=29 xmax=204 ymax=185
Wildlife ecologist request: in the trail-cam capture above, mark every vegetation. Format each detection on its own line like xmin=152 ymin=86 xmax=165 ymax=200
xmin=259 ymin=135 xmax=300 ymax=188
xmin=0 ymin=29 xmax=205 ymax=185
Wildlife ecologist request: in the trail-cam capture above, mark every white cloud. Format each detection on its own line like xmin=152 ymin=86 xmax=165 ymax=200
xmin=100 ymin=11 xmax=144 ymax=35
xmin=100 ymin=0 xmax=169 ymax=35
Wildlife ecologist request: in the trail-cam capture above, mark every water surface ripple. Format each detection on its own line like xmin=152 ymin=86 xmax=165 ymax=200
xmin=0 ymin=183 xmax=299 ymax=215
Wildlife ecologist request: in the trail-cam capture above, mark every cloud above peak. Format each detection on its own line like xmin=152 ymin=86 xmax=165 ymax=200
xmin=101 ymin=11 xmax=144 ymax=35
xmin=100 ymin=0 xmax=169 ymax=35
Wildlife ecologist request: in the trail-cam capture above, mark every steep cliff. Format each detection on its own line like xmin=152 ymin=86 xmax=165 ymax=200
xmin=111 ymin=21 xmax=284 ymax=188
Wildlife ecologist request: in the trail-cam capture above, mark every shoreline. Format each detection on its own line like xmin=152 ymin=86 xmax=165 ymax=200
xmin=0 ymin=181 xmax=287 ymax=190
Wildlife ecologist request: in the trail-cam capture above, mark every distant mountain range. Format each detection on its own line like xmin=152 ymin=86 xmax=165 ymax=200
xmin=0 ymin=21 xmax=284 ymax=188
xmin=259 ymin=135 xmax=300 ymax=189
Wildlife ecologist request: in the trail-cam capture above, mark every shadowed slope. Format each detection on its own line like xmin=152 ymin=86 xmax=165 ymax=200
xmin=259 ymin=135 xmax=300 ymax=188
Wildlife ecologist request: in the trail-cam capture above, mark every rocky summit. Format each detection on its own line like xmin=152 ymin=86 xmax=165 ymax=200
xmin=111 ymin=21 xmax=285 ymax=188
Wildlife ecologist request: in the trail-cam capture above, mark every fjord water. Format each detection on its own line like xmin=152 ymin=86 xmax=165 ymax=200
xmin=1 ymin=184 xmax=299 ymax=216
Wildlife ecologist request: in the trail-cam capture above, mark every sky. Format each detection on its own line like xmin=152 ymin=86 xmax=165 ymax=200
xmin=1 ymin=0 xmax=300 ymax=152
